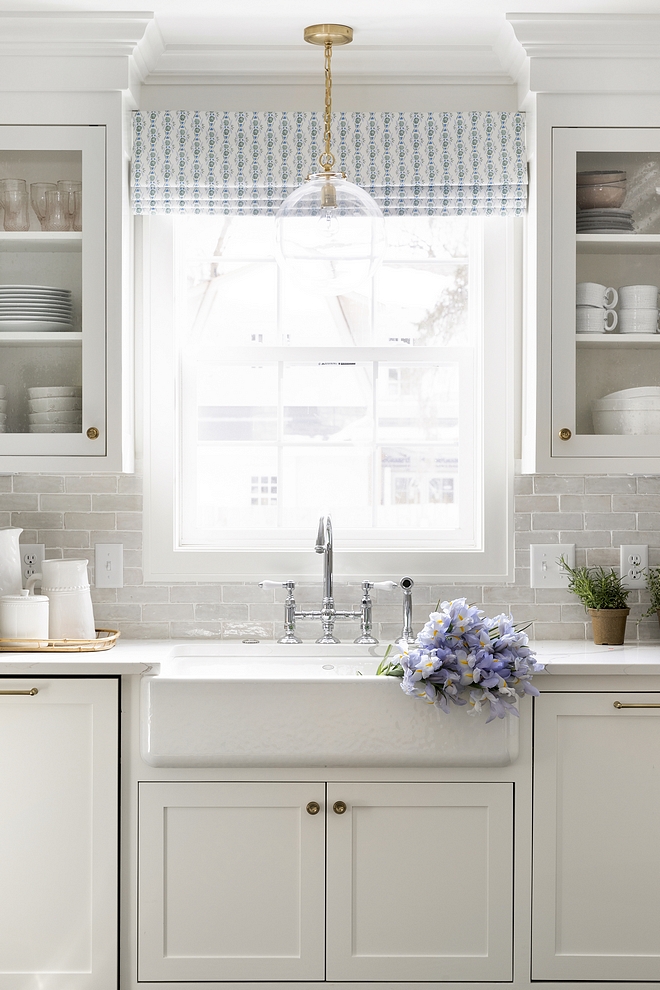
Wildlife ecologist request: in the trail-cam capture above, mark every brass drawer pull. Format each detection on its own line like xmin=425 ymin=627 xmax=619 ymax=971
xmin=559 ymin=428 xmax=572 ymax=441
xmin=0 ymin=688 xmax=38 ymax=696
xmin=614 ymin=701 xmax=660 ymax=709
xmin=306 ymin=801 xmax=320 ymax=815
xmin=333 ymin=800 xmax=347 ymax=815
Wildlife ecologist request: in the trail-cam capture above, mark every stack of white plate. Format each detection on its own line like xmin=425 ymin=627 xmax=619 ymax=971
xmin=592 ymin=386 xmax=660 ymax=434
xmin=0 ymin=285 xmax=73 ymax=332
xmin=27 ymin=386 xmax=81 ymax=433
xmin=0 ymin=385 xmax=6 ymax=434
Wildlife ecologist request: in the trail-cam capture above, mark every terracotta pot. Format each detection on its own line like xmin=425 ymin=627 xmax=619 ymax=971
xmin=587 ymin=608 xmax=629 ymax=645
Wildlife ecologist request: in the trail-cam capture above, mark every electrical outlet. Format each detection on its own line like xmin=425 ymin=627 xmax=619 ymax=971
xmin=94 ymin=543 xmax=123 ymax=588
xmin=20 ymin=543 xmax=45 ymax=587
xmin=620 ymin=544 xmax=648 ymax=590
xmin=530 ymin=544 xmax=576 ymax=588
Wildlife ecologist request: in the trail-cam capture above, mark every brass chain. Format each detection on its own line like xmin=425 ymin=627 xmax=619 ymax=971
xmin=320 ymin=40 xmax=335 ymax=171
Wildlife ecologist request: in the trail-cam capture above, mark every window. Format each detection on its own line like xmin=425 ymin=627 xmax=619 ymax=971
xmin=142 ymin=215 xmax=514 ymax=582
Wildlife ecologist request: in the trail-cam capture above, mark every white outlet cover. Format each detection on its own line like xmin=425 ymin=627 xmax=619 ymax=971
xmin=530 ymin=544 xmax=576 ymax=589
xmin=20 ymin=543 xmax=45 ymax=587
xmin=620 ymin=544 xmax=648 ymax=590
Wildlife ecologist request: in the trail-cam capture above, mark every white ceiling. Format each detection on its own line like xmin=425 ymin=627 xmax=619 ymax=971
xmin=4 ymin=2 xmax=660 ymax=88
xmin=4 ymin=0 xmax=660 ymax=48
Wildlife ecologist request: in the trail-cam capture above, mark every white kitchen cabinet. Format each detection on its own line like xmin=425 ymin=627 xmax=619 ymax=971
xmin=548 ymin=127 xmax=660 ymax=470
xmin=138 ymin=780 xmax=513 ymax=984
xmin=138 ymin=781 xmax=326 ymax=982
xmin=0 ymin=122 xmax=131 ymax=471
xmin=0 ymin=676 xmax=118 ymax=990
xmin=325 ymin=782 xmax=513 ymax=982
xmin=532 ymin=691 xmax=660 ymax=980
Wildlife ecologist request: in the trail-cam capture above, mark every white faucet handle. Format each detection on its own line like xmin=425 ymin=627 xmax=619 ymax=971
xmin=372 ymin=581 xmax=398 ymax=591
xmin=259 ymin=580 xmax=287 ymax=589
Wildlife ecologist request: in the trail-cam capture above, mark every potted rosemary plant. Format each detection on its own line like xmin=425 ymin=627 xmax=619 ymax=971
xmin=560 ymin=558 xmax=631 ymax=645
xmin=642 ymin=567 xmax=660 ymax=627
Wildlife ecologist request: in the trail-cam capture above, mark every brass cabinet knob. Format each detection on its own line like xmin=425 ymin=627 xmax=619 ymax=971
xmin=333 ymin=800 xmax=347 ymax=815
xmin=558 ymin=428 xmax=572 ymax=441
xmin=86 ymin=427 xmax=100 ymax=440
xmin=306 ymin=801 xmax=320 ymax=815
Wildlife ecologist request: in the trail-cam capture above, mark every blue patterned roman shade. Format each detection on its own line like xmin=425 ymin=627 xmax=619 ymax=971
xmin=131 ymin=110 xmax=527 ymax=217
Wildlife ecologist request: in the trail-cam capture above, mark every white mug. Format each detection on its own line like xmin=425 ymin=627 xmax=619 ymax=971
xmin=618 ymin=284 xmax=659 ymax=309
xmin=576 ymin=305 xmax=618 ymax=333
xmin=618 ymin=308 xmax=659 ymax=334
xmin=576 ymin=282 xmax=618 ymax=309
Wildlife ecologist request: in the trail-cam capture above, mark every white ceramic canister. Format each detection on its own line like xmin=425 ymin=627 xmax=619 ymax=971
xmin=32 ymin=558 xmax=96 ymax=640
xmin=0 ymin=527 xmax=23 ymax=598
xmin=0 ymin=589 xmax=49 ymax=639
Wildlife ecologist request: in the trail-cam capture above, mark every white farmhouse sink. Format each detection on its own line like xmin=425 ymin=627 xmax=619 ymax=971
xmin=140 ymin=643 xmax=520 ymax=768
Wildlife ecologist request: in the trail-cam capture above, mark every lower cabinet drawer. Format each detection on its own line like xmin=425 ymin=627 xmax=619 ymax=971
xmin=138 ymin=780 xmax=513 ymax=983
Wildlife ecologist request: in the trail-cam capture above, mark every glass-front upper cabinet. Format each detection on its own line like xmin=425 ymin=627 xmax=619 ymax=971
xmin=552 ymin=127 xmax=660 ymax=463
xmin=0 ymin=125 xmax=105 ymax=460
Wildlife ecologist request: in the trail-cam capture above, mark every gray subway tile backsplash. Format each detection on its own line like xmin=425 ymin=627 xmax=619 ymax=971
xmin=4 ymin=470 xmax=660 ymax=642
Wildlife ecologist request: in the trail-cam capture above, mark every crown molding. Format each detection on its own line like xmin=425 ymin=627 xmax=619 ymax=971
xmin=141 ymin=43 xmax=513 ymax=85
xmin=507 ymin=12 xmax=660 ymax=56
xmin=506 ymin=13 xmax=660 ymax=94
xmin=0 ymin=11 xmax=163 ymax=85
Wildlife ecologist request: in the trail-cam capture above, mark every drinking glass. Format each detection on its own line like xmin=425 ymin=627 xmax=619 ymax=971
xmin=72 ymin=189 xmax=82 ymax=231
xmin=30 ymin=182 xmax=57 ymax=230
xmin=57 ymin=180 xmax=82 ymax=229
xmin=44 ymin=188 xmax=70 ymax=231
xmin=0 ymin=178 xmax=29 ymax=231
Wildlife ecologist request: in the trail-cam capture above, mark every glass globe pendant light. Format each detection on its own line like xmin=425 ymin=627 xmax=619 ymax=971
xmin=275 ymin=24 xmax=386 ymax=296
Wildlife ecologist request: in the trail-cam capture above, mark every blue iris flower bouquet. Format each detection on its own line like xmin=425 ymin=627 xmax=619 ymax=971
xmin=377 ymin=597 xmax=544 ymax=722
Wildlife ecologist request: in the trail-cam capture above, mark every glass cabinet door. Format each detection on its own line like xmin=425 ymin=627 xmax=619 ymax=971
xmin=0 ymin=125 xmax=105 ymax=457
xmin=552 ymin=127 xmax=660 ymax=460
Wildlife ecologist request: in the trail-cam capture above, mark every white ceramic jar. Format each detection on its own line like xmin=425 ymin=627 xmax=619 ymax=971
xmin=0 ymin=589 xmax=49 ymax=640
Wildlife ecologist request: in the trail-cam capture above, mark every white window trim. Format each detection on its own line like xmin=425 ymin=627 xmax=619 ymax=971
xmin=139 ymin=215 xmax=515 ymax=584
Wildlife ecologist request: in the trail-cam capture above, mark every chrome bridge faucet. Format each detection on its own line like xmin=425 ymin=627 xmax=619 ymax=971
xmin=260 ymin=514 xmax=398 ymax=644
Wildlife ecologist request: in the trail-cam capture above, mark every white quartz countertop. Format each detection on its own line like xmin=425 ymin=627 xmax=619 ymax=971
xmin=1 ymin=638 xmax=660 ymax=676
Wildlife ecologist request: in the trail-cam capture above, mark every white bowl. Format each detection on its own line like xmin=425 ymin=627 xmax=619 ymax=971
xmin=595 ymin=386 xmax=660 ymax=404
xmin=28 ymin=423 xmax=82 ymax=433
xmin=28 ymin=411 xmax=82 ymax=424
xmin=593 ymin=407 xmax=660 ymax=434
xmin=28 ymin=397 xmax=82 ymax=412
xmin=27 ymin=386 xmax=81 ymax=399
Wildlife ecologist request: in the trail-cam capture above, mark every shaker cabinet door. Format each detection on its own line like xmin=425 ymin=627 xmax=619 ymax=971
xmin=326 ymin=782 xmax=514 ymax=982
xmin=533 ymin=692 xmax=660 ymax=980
xmin=138 ymin=781 xmax=326 ymax=982
xmin=0 ymin=677 xmax=118 ymax=990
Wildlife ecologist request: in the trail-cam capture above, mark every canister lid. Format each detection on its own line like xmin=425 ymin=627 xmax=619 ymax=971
xmin=0 ymin=590 xmax=49 ymax=604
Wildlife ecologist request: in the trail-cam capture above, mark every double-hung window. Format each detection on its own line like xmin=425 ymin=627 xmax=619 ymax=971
xmin=137 ymin=111 xmax=524 ymax=583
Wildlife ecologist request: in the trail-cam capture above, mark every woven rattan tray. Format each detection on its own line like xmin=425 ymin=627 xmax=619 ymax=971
xmin=0 ymin=629 xmax=120 ymax=652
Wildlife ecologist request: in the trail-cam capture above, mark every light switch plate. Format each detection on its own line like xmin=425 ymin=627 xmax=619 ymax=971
xmin=20 ymin=543 xmax=45 ymax=587
xmin=620 ymin=544 xmax=648 ymax=590
xmin=530 ymin=544 xmax=575 ymax=589
xmin=94 ymin=543 xmax=124 ymax=588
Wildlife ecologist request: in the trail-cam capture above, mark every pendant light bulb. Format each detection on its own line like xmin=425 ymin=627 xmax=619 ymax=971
xmin=275 ymin=25 xmax=386 ymax=296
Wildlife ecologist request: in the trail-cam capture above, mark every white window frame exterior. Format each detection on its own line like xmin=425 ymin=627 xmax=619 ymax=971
xmin=140 ymin=215 xmax=515 ymax=583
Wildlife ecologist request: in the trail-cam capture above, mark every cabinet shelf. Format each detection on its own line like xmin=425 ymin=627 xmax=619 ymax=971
xmin=576 ymin=332 xmax=660 ymax=347
xmin=577 ymin=233 xmax=660 ymax=255
xmin=0 ymin=331 xmax=81 ymax=345
xmin=0 ymin=231 xmax=82 ymax=253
